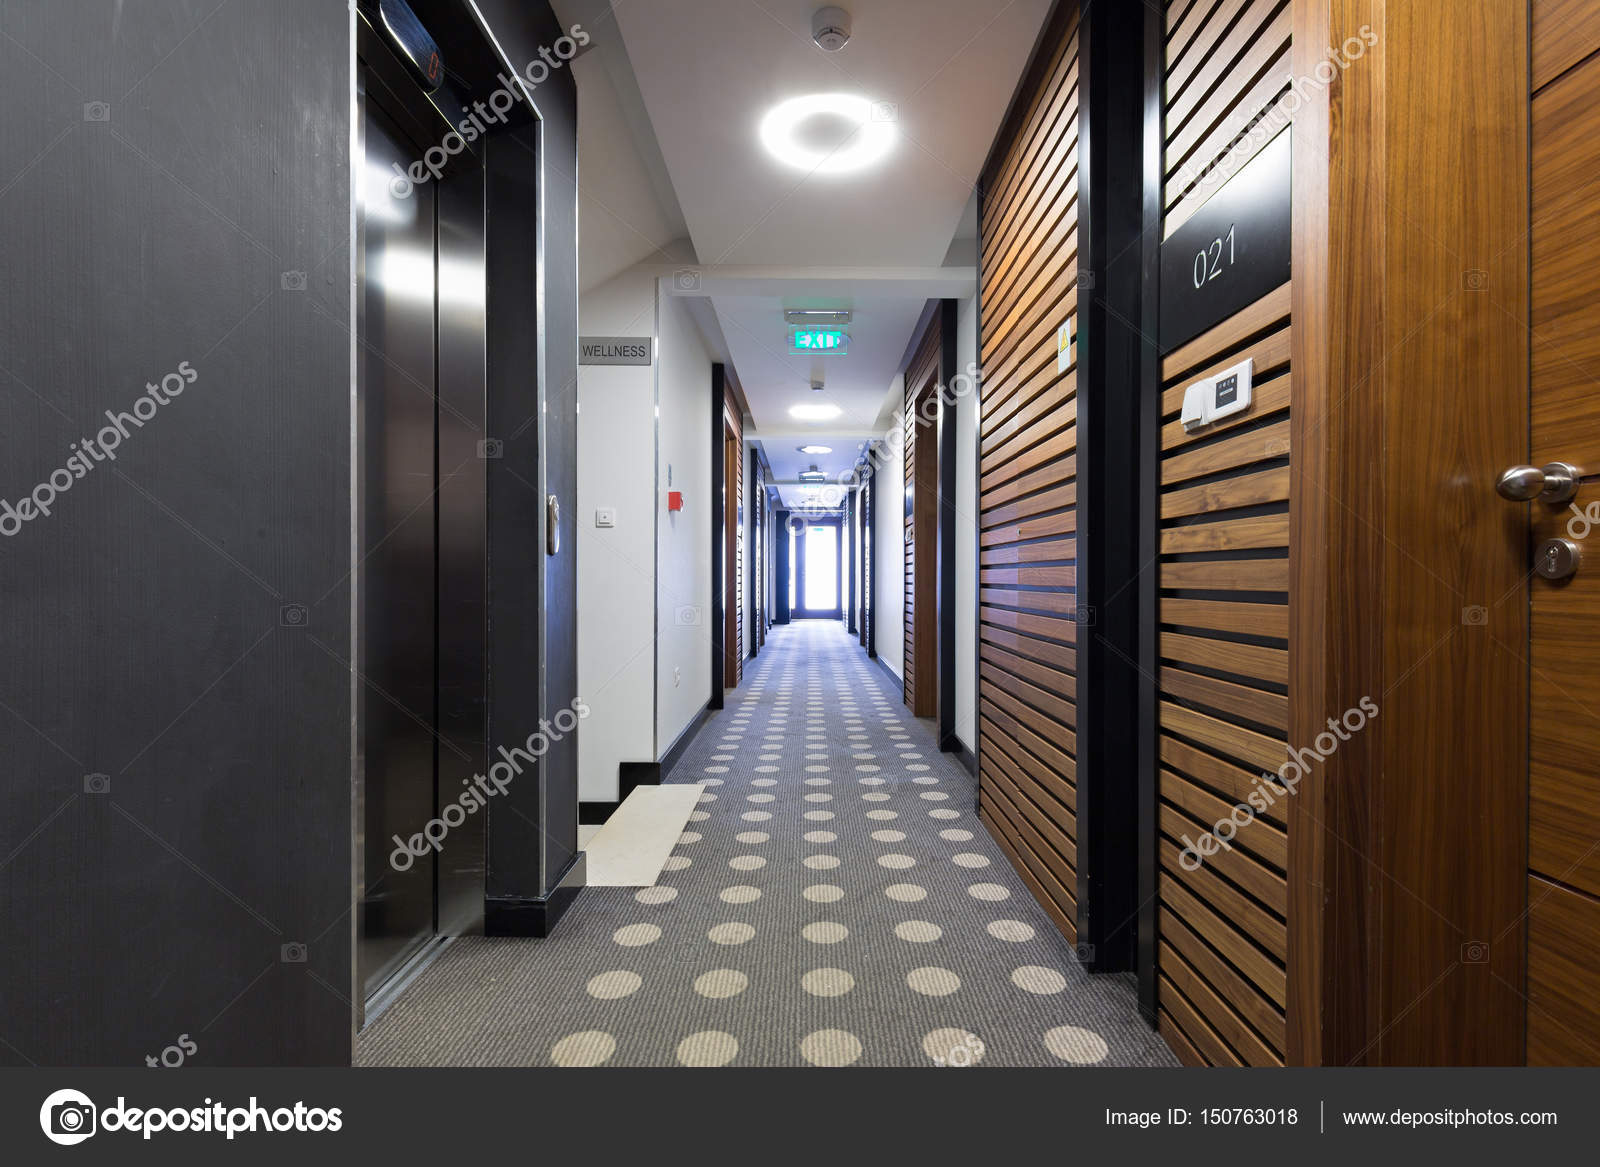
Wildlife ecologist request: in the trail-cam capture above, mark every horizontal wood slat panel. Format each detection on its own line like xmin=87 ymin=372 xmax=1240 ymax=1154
xmin=1157 ymin=0 xmax=1294 ymax=1066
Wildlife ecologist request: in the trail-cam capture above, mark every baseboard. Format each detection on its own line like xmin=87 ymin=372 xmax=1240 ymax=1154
xmin=659 ymin=702 xmax=712 ymax=781
xmin=872 ymin=653 xmax=903 ymax=696
xmin=579 ymin=761 xmax=662 ymax=824
xmin=483 ymin=851 xmax=586 ymax=938
xmin=944 ymin=737 xmax=977 ymax=777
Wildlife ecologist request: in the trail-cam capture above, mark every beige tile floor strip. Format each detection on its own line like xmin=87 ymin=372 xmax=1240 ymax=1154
xmin=583 ymin=783 xmax=706 ymax=886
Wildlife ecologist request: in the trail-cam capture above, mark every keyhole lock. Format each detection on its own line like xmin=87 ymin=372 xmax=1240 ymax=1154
xmin=1536 ymin=537 xmax=1581 ymax=581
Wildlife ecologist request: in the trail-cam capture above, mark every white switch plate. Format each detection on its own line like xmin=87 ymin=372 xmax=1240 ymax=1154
xmin=1180 ymin=356 xmax=1254 ymax=433
xmin=595 ymin=507 xmax=616 ymax=528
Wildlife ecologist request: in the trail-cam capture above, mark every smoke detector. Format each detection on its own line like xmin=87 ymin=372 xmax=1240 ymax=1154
xmin=812 ymin=6 xmax=851 ymax=52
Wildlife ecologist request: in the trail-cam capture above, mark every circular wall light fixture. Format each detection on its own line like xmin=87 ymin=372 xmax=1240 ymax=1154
xmin=759 ymin=93 xmax=897 ymax=175
xmin=797 ymin=444 xmax=833 ymax=454
xmin=790 ymin=402 xmax=843 ymax=421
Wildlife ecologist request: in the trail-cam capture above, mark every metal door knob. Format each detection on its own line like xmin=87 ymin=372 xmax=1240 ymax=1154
xmin=1496 ymin=462 xmax=1581 ymax=504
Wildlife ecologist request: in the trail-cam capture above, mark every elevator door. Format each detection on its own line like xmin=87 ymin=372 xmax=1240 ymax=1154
xmin=357 ymin=93 xmax=438 ymax=1002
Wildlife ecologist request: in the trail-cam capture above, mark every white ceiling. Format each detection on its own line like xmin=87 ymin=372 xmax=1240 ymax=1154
xmin=606 ymin=0 xmax=1049 ymax=469
xmin=612 ymin=0 xmax=1051 ymax=268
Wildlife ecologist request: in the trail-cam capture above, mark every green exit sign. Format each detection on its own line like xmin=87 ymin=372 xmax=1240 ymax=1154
xmin=791 ymin=328 xmax=849 ymax=354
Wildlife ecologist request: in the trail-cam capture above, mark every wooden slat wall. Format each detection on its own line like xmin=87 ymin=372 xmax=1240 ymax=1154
xmin=723 ymin=394 xmax=743 ymax=690
xmin=904 ymin=320 xmax=940 ymax=717
xmin=975 ymin=6 xmax=1081 ymax=943
xmin=1156 ymin=0 xmax=1293 ymax=1067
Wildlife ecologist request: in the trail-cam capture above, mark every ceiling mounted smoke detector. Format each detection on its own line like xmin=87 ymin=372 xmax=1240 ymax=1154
xmin=812 ymin=6 xmax=851 ymax=52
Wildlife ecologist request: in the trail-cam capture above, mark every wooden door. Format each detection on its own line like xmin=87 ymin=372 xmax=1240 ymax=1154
xmin=1525 ymin=0 xmax=1600 ymax=1064
xmin=724 ymin=424 xmax=742 ymax=689
xmin=904 ymin=326 xmax=941 ymax=718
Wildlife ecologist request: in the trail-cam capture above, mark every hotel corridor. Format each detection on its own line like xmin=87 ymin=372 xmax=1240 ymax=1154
xmin=358 ymin=621 xmax=1174 ymax=1067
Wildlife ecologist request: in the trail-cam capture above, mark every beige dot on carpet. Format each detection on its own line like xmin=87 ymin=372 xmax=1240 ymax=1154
xmin=885 ymin=883 xmax=927 ymax=902
xmin=693 ymin=969 xmax=749 ymax=999
xmin=802 ymin=921 xmax=849 ymax=944
xmin=551 ymin=1031 xmax=615 ymax=1067
xmin=613 ymin=923 xmax=661 ymax=946
xmin=800 ymin=1029 xmax=863 ymax=1066
xmin=1043 ymin=1026 xmax=1109 ymax=1064
xmin=801 ymin=967 xmax=856 ymax=997
xmin=676 ymin=1030 xmax=739 ymax=1067
xmin=906 ymin=966 xmax=961 ymax=996
xmin=708 ymin=922 xmax=756 ymax=945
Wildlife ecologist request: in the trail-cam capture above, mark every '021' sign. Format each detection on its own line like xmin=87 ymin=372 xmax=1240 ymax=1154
xmin=1159 ymin=127 xmax=1292 ymax=355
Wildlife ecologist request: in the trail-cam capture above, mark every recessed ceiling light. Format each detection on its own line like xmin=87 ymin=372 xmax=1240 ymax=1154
xmin=798 ymin=444 xmax=833 ymax=454
xmin=789 ymin=403 xmax=842 ymax=421
xmin=759 ymin=93 xmax=897 ymax=175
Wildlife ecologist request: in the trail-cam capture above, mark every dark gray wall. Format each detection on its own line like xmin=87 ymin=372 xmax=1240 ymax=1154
xmin=471 ymin=0 xmax=582 ymax=908
xmin=0 ymin=1 xmax=353 ymax=1064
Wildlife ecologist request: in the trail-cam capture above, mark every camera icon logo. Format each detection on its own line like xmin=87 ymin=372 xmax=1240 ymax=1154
xmin=1461 ymin=940 xmax=1489 ymax=963
xmin=279 ymin=603 xmax=309 ymax=628
xmin=83 ymin=773 xmax=111 ymax=795
xmin=673 ymin=269 xmax=702 ymax=292
xmin=281 ymin=941 xmax=307 ymax=963
xmin=870 ymin=100 xmax=898 ymax=123
xmin=40 ymin=1088 xmax=97 ymax=1145
xmin=675 ymin=604 xmax=702 ymax=627
xmin=280 ymin=270 xmax=307 ymax=292
xmin=1463 ymin=268 xmax=1489 ymax=291
xmin=478 ymin=438 xmax=504 ymax=460
xmin=1462 ymin=605 xmax=1488 ymax=626
xmin=82 ymin=101 xmax=110 ymax=122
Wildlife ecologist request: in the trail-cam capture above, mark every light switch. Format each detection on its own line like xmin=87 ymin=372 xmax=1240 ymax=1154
xmin=595 ymin=507 xmax=616 ymax=528
xmin=1180 ymin=356 xmax=1253 ymax=433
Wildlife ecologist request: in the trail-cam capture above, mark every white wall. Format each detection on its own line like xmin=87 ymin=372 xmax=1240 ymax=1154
xmin=656 ymin=285 xmax=715 ymax=750
xmin=873 ymin=373 xmax=907 ymax=680
xmin=955 ymin=295 xmax=979 ymax=752
xmin=576 ymin=268 xmax=658 ymax=802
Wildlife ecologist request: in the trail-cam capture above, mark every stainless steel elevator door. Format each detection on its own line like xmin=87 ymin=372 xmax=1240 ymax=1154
xmin=357 ymin=94 xmax=439 ymax=1001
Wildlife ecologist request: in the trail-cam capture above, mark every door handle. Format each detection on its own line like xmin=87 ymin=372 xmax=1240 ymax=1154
xmin=547 ymin=494 xmax=559 ymax=556
xmin=1496 ymin=462 xmax=1581 ymax=504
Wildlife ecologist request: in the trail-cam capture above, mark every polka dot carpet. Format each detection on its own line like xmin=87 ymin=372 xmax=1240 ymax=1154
xmin=356 ymin=620 xmax=1177 ymax=1067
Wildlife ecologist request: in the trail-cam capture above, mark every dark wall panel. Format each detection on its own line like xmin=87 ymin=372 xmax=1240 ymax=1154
xmin=474 ymin=0 xmax=583 ymax=908
xmin=0 ymin=0 xmax=353 ymax=1064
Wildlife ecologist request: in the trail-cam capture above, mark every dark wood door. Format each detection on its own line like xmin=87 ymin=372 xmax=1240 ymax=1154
xmin=1525 ymin=0 xmax=1600 ymax=1064
xmin=724 ymin=425 xmax=742 ymax=689
xmin=905 ymin=328 xmax=940 ymax=718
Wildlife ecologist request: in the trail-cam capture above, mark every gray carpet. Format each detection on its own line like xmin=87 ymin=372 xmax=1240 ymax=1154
xmin=357 ymin=620 xmax=1178 ymax=1067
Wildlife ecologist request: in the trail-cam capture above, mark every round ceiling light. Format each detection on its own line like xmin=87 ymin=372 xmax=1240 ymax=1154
xmin=797 ymin=444 xmax=833 ymax=454
xmin=790 ymin=403 xmax=842 ymax=421
xmin=758 ymin=93 xmax=897 ymax=175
